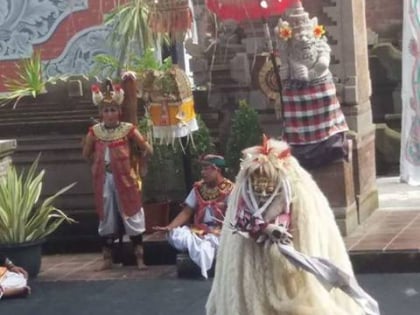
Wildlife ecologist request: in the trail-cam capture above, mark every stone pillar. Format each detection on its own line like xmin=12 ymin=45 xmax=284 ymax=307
xmin=322 ymin=0 xmax=378 ymax=224
xmin=309 ymin=160 xmax=357 ymax=235
xmin=0 ymin=139 xmax=17 ymax=178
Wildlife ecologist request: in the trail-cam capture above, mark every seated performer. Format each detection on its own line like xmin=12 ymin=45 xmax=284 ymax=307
xmin=83 ymin=80 xmax=153 ymax=270
xmin=206 ymin=137 xmax=379 ymax=315
xmin=0 ymin=254 xmax=30 ymax=299
xmin=153 ymin=154 xmax=234 ymax=278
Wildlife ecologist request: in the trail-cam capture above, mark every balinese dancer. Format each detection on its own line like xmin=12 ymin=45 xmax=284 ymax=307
xmin=206 ymin=137 xmax=379 ymax=315
xmin=153 ymin=155 xmax=234 ymax=278
xmin=0 ymin=254 xmax=30 ymax=299
xmin=276 ymin=1 xmax=350 ymax=169
xmin=82 ymin=79 xmax=153 ymax=270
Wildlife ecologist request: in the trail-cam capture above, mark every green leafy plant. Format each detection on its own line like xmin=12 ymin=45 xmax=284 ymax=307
xmin=90 ymin=48 xmax=172 ymax=81
xmin=225 ymin=100 xmax=263 ymax=178
xmin=132 ymin=48 xmax=173 ymax=73
xmin=90 ymin=54 xmax=120 ymax=79
xmin=0 ymin=156 xmax=76 ymax=244
xmin=189 ymin=115 xmax=216 ymax=180
xmin=103 ymin=0 xmax=170 ymax=73
xmin=0 ymin=51 xmax=61 ymax=109
xmin=190 ymin=115 xmax=216 ymax=157
xmin=138 ymin=114 xmax=216 ymax=200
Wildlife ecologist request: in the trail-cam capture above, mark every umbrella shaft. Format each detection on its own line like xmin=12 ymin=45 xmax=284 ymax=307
xmin=263 ymin=23 xmax=273 ymax=52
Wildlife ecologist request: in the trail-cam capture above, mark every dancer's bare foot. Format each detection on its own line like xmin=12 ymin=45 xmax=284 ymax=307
xmin=134 ymin=245 xmax=148 ymax=270
xmin=94 ymin=259 xmax=113 ymax=271
xmin=95 ymin=247 xmax=113 ymax=271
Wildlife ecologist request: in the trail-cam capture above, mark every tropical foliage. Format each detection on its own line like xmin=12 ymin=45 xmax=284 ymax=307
xmin=90 ymin=48 xmax=172 ymax=81
xmin=225 ymin=100 xmax=263 ymax=178
xmin=139 ymin=114 xmax=216 ymax=200
xmin=189 ymin=115 xmax=217 ymax=181
xmin=102 ymin=0 xmax=169 ymax=74
xmin=0 ymin=156 xmax=76 ymax=244
xmin=0 ymin=51 xmax=62 ymax=109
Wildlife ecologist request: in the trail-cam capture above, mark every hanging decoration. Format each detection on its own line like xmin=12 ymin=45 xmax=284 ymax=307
xmin=147 ymin=0 xmax=193 ymax=40
xmin=143 ymin=65 xmax=199 ymax=145
xmin=206 ymin=0 xmax=295 ymax=22
xmin=258 ymin=57 xmax=281 ymax=100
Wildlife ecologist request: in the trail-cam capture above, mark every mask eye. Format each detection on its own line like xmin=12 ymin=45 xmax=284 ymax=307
xmin=104 ymin=108 xmax=117 ymax=113
xmin=266 ymin=185 xmax=275 ymax=194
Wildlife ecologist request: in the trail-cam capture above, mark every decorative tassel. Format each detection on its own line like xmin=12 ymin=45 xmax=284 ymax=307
xmin=147 ymin=0 xmax=192 ymax=37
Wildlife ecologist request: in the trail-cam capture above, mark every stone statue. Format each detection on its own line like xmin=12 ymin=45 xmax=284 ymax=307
xmin=275 ymin=1 xmax=350 ymax=169
xmin=278 ymin=18 xmax=330 ymax=82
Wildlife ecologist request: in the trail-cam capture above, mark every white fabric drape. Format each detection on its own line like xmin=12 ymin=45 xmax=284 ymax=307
xmin=400 ymin=0 xmax=420 ymax=185
xmin=206 ymin=157 xmax=369 ymax=315
xmin=168 ymin=226 xmax=219 ymax=278
xmin=0 ymin=271 xmax=27 ymax=299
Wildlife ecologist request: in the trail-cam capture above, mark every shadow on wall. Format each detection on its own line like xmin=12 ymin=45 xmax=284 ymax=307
xmin=369 ymin=42 xmax=402 ymax=176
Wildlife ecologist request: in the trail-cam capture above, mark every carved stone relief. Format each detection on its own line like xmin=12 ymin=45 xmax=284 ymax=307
xmin=43 ymin=25 xmax=115 ymax=77
xmin=0 ymin=0 xmax=88 ymax=60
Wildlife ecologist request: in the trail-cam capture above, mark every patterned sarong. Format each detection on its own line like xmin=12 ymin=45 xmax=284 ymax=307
xmin=283 ymin=80 xmax=348 ymax=144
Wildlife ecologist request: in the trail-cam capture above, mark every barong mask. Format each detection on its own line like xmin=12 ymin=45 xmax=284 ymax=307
xmin=232 ymin=136 xmax=293 ymax=243
xmin=250 ymin=171 xmax=278 ymax=206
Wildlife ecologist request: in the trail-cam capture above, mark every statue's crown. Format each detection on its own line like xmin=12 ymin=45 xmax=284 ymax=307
xmin=285 ymin=1 xmax=315 ymax=34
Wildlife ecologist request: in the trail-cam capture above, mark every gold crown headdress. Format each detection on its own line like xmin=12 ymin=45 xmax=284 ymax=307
xmin=276 ymin=1 xmax=326 ymax=41
xmin=91 ymin=79 xmax=124 ymax=107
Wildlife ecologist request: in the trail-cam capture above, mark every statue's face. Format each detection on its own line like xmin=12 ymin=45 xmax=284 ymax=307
xmin=250 ymin=171 xmax=278 ymax=205
xmin=291 ymin=34 xmax=317 ymax=64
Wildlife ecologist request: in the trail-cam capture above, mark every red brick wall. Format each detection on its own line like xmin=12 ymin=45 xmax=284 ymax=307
xmin=304 ymin=0 xmax=403 ymax=41
xmin=283 ymin=0 xmax=403 ymax=41
xmin=365 ymin=0 xmax=403 ymax=41
xmin=0 ymin=0 xmax=120 ymax=91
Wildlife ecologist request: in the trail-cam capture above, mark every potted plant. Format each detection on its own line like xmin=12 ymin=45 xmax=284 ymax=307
xmin=0 ymin=156 xmax=76 ymax=278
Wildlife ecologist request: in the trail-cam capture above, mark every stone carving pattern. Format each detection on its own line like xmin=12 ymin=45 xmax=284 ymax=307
xmin=0 ymin=0 xmax=88 ymax=60
xmin=322 ymin=0 xmax=360 ymax=103
xmin=321 ymin=0 xmax=342 ymax=78
xmin=404 ymin=0 xmax=420 ymax=165
xmin=43 ymin=25 xmax=115 ymax=77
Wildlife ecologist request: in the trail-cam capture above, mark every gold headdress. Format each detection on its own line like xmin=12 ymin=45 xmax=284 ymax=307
xmin=91 ymin=79 xmax=125 ymax=108
xmin=276 ymin=0 xmax=326 ymax=41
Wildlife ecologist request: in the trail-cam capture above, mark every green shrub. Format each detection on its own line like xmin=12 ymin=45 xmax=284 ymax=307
xmin=225 ymin=100 xmax=263 ymax=178
xmin=138 ymin=114 xmax=216 ymax=201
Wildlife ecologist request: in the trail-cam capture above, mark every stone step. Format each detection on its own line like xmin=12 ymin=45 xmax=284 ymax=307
xmin=143 ymin=232 xmax=177 ymax=265
xmin=0 ymin=109 xmax=97 ymax=118
xmin=176 ymin=252 xmax=215 ymax=279
xmin=0 ymin=114 xmax=97 ymax=123
xmin=0 ymin=119 xmax=91 ymax=137
xmin=0 ymin=102 xmax=94 ymax=110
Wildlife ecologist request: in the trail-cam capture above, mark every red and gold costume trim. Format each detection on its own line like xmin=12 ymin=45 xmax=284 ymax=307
xmin=193 ymin=179 xmax=234 ymax=227
xmin=90 ymin=122 xmax=142 ymax=219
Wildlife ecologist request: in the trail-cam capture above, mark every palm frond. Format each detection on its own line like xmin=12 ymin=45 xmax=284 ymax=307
xmin=0 ymin=51 xmax=62 ymax=109
xmin=101 ymin=0 xmax=169 ymax=72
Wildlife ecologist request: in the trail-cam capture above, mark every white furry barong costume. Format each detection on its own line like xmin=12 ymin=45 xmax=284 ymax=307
xmin=206 ymin=138 xmax=377 ymax=315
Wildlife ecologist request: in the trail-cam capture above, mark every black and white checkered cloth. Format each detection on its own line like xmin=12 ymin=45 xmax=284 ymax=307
xmin=283 ymin=80 xmax=348 ymax=145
